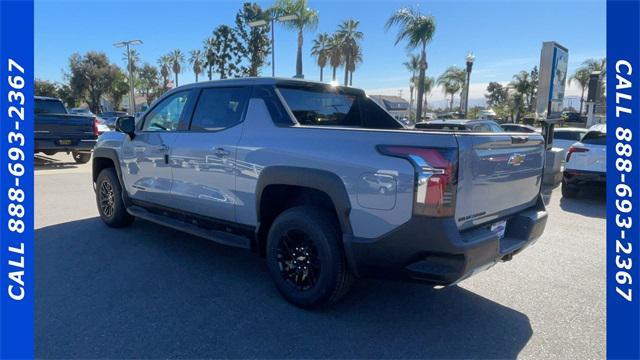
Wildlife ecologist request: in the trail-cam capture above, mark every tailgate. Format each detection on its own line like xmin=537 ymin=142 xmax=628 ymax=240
xmin=455 ymin=133 xmax=545 ymax=230
xmin=35 ymin=114 xmax=95 ymax=139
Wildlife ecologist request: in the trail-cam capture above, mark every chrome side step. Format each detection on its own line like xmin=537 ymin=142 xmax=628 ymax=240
xmin=127 ymin=205 xmax=251 ymax=249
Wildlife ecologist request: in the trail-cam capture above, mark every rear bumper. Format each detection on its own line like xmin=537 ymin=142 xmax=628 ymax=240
xmin=35 ymin=138 xmax=96 ymax=153
xmin=563 ymin=169 xmax=606 ymax=186
xmin=343 ymin=196 xmax=547 ymax=284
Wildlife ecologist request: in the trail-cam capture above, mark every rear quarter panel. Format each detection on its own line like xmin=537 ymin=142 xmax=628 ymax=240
xmin=236 ymin=98 xmax=458 ymax=239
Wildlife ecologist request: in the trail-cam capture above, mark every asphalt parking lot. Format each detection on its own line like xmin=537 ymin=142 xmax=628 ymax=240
xmin=34 ymin=153 xmax=606 ymax=359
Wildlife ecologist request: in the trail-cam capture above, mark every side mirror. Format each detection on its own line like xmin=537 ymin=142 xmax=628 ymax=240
xmin=115 ymin=116 xmax=136 ymax=138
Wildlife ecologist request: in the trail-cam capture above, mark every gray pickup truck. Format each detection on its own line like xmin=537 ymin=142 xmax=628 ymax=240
xmin=92 ymin=78 xmax=548 ymax=308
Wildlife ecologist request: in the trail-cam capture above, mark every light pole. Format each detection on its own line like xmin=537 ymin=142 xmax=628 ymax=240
xmin=114 ymin=39 xmax=142 ymax=114
xmin=464 ymin=51 xmax=475 ymax=117
xmin=249 ymin=14 xmax=297 ymax=77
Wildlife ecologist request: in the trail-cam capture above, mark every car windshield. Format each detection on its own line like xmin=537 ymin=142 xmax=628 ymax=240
xmin=35 ymin=99 xmax=66 ymax=114
xmin=581 ymin=131 xmax=606 ymax=145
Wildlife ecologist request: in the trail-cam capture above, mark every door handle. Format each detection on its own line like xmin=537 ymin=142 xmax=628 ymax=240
xmin=158 ymin=143 xmax=170 ymax=152
xmin=214 ymin=147 xmax=230 ymax=157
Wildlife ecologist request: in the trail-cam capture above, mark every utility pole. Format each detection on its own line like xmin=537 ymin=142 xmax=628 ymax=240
xmin=114 ymin=39 xmax=142 ymax=113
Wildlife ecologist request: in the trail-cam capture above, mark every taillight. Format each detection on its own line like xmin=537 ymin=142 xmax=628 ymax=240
xmin=566 ymin=146 xmax=588 ymax=162
xmin=378 ymin=146 xmax=457 ymax=217
xmin=92 ymin=117 xmax=100 ymax=136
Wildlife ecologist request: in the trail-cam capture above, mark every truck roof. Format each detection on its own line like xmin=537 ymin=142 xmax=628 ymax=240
xmin=167 ymin=77 xmax=364 ymax=93
xmin=35 ymin=96 xmax=62 ymax=101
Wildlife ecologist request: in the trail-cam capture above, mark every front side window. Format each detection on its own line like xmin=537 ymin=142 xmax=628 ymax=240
xmin=190 ymin=87 xmax=250 ymax=131
xmin=143 ymin=91 xmax=189 ymax=131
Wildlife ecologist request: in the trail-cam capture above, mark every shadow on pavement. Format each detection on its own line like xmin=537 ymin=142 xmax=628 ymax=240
xmin=36 ymin=217 xmax=533 ymax=359
xmin=35 ymin=154 xmax=79 ymax=171
xmin=559 ymin=189 xmax=606 ymax=219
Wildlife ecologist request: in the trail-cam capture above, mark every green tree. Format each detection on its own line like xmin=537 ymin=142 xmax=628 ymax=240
xmin=189 ymin=49 xmax=205 ymax=82
xmin=583 ymin=58 xmax=606 ymax=77
xmin=236 ymin=2 xmax=271 ymax=76
xmin=35 ymin=79 xmax=59 ymax=97
xmin=336 ymin=19 xmax=363 ymax=86
xmin=311 ymin=32 xmax=330 ymax=82
xmin=169 ymin=49 xmax=185 ymax=86
xmin=570 ymin=67 xmax=590 ymax=114
xmin=206 ymin=25 xmax=245 ymax=79
xmin=108 ymin=67 xmax=130 ymax=110
xmin=272 ymin=0 xmax=318 ymax=78
xmin=57 ymin=84 xmax=79 ymax=109
xmin=437 ymin=66 xmax=466 ymax=111
xmin=485 ymin=82 xmax=509 ymax=120
xmin=386 ymin=6 xmax=436 ymax=120
xmin=68 ymin=51 xmax=118 ymax=113
xmin=528 ymin=66 xmax=538 ymax=112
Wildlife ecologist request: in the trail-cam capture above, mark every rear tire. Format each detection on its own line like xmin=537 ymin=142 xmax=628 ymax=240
xmin=561 ymin=179 xmax=579 ymax=198
xmin=266 ymin=206 xmax=354 ymax=309
xmin=96 ymin=168 xmax=134 ymax=227
xmin=72 ymin=151 xmax=92 ymax=164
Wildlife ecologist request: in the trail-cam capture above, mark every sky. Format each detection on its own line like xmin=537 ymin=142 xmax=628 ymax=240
xmin=35 ymin=0 xmax=606 ymax=107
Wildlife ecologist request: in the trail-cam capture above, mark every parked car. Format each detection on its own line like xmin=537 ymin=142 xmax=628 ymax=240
xmin=35 ymin=96 xmax=98 ymax=163
xmin=415 ymin=119 xmax=504 ymax=132
xmin=501 ymin=123 xmax=540 ymax=133
xmin=99 ymin=111 xmax=129 ymax=128
xmin=92 ymin=78 xmax=548 ymax=308
xmin=562 ymin=125 xmax=606 ymax=198
xmin=561 ymin=111 xmax=585 ymax=123
xmin=69 ymin=107 xmax=95 ymax=117
xmin=553 ymin=127 xmax=588 ymax=152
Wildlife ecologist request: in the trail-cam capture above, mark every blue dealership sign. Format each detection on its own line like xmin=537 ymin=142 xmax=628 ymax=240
xmin=0 ymin=0 xmax=35 ymax=358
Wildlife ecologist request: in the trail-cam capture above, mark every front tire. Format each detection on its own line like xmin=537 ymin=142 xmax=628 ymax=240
xmin=72 ymin=151 xmax=92 ymax=164
xmin=266 ymin=206 xmax=354 ymax=309
xmin=96 ymin=168 xmax=134 ymax=227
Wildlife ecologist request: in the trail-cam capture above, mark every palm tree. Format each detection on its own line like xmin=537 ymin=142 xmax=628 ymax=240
xmin=404 ymin=54 xmax=420 ymax=115
xmin=203 ymin=37 xmax=217 ymax=80
xmin=347 ymin=43 xmax=362 ymax=86
xmin=272 ymin=0 xmax=319 ymax=78
xmin=570 ymin=67 xmax=590 ymax=114
xmin=189 ymin=49 xmax=205 ymax=83
xmin=311 ymin=33 xmax=330 ymax=82
xmin=169 ymin=49 xmax=184 ymax=87
xmin=510 ymin=71 xmax=533 ymax=121
xmin=583 ymin=58 xmax=606 ymax=77
xmin=122 ymin=49 xmax=141 ymax=75
xmin=437 ymin=66 xmax=466 ymax=111
xmin=386 ymin=7 xmax=436 ymax=120
xmin=417 ymin=76 xmax=434 ymax=111
xmin=157 ymin=55 xmax=172 ymax=89
xmin=327 ymin=34 xmax=344 ymax=81
xmin=336 ymin=19 xmax=363 ymax=85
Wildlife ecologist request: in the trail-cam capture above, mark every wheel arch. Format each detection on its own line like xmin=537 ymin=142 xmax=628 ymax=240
xmin=92 ymin=147 xmax=131 ymax=207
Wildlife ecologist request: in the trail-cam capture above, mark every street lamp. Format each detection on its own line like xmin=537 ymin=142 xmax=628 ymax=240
xmin=249 ymin=14 xmax=297 ymax=77
xmin=464 ymin=51 xmax=475 ymax=117
xmin=114 ymin=39 xmax=143 ymax=114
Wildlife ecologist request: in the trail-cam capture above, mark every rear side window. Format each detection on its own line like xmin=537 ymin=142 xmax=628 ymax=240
xmin=190 ymin=87 xmax=251 ymax=131
xmin=35 ymin=99 xmax=66 ymax=114
xmin=581 ymin=131 xmax=606 ymax=145
xmin=276 ymin=86 xmax=402 ymax=129
xmin=278 ymin=86 xmax=361 ymax=126
xmin=554 ymin=131 xmax=584 ymax=141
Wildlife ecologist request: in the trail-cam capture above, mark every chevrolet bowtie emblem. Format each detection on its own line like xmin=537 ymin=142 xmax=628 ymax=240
xmin=508 ymin=153 xmax=526 ymax=166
